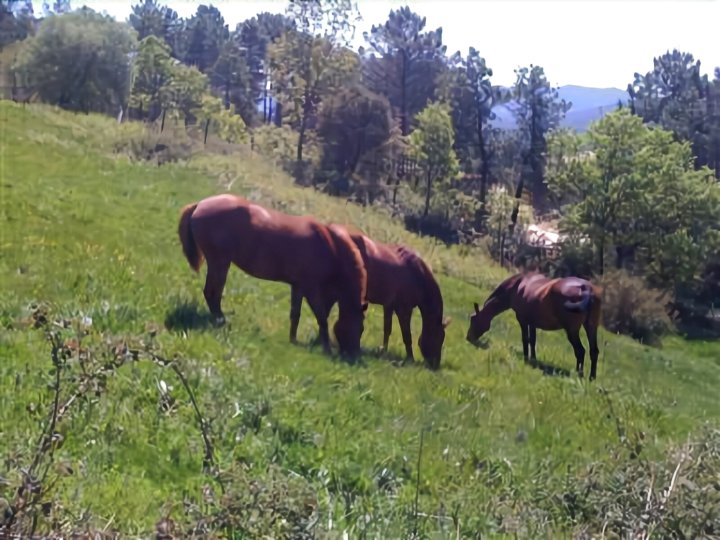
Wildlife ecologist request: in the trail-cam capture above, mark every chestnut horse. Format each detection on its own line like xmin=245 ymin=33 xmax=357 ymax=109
xmin=178 ymin=194 xmax=368 ymax=357
xmin=466 ymin=272 xmax=602 ymax=380
xmin=290 ymin=227 xmax=450 ymax=369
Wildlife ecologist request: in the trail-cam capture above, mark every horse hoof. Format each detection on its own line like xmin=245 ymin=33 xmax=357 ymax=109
xmin=213 ymin=316 xmax=226 ymax=327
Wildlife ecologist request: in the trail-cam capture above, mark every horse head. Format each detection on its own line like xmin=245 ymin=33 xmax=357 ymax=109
xmin=466 ymin=302 xmax=492 ymax=344
xmin=419 ymin=315 xmax=451 ymax=370
xmin=333 ymin=301 xmax=368 ymax=358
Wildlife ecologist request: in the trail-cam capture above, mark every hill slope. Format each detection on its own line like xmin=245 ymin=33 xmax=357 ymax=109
xmin=1 ymin=103 xmax=718 ymax=537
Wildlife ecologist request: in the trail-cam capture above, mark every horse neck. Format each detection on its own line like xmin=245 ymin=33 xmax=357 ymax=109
xmin=417 ymin=269 xmax=444 ymax=328
xmin=327 ymin=225 xmax=367 ymax=317
xmin=482 ymin=281 xmax=517 ymax=320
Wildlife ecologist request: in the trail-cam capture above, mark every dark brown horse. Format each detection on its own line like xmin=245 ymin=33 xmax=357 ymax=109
xmin=178 ymin=194 xmax=368 ymax=357
xmin=291 ymin=227 xmax=450 ymax=369
xmin=466 ymin=272 xmax=602 ymax=379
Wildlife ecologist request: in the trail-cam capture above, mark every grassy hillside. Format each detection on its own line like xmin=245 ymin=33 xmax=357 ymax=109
xmin=1 ymin=102 xmax=719 ymax=538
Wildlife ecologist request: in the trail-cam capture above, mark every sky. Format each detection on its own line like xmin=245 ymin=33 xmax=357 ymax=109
xmin=82 ymin=0 xmax=720 ymax=89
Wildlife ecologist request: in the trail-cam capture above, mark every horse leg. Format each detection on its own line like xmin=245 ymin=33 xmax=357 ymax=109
xmin=396 ymin=307 xmax=415 ymax=362
xmin=566 ymin=329 xmax=586 ymax=378
xmin=584 ymin=320 xmax=600 ymax=381
xmin=289 ymin=284 xmax=303 ymax=344
xmin=529 ymin=325 xmax=537 ymax=361
xmin=517 ymin=317 xmax=529 ymax=361
xmin=203 ymin=259 xmax=230 ymax=325
xmin=304 ymin=290 xmax=331 ymax=355
xmin=382 ymin=305 xmax=393 ymax=353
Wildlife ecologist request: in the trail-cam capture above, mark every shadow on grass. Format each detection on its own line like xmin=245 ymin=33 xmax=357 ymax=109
xmin=363 ymin=347 xmax=425 ymax=369
xmin=164 ymin=299 xmax=215 ymax=332
xmin=524 ymin=357 xmax=572 ymax=378
xmin=467 ymin=338 xmax=491 ymax=351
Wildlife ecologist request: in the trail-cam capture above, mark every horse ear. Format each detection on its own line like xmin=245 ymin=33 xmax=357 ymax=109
xmin=473 ymin=302 xmax=480 ymax=314
xmin=442 ymin=316 xmax=452 ymax=328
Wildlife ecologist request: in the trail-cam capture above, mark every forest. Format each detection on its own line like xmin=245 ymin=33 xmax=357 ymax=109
xmin=3 ymin=0 xmax=719 ymax=344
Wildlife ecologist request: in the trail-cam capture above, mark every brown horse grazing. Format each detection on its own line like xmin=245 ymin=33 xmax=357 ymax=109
xmin=466 ymin=272 xmax=602 ymax=380
xmin=178 ymin=194 xmax=368 ymax=357
xmin=290 ymin=227 xmax=451 ymax=369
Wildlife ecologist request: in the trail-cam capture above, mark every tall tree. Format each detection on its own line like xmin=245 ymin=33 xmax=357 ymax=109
xmin=444 ymin=47 xmax=503 ymax=207
xmin=409 ymin=101 xmax=459 ymax=216
xmin=210 ymin=39 xmax=253 ymax=123
xmin=362 ymin=6 xmax=446 ymax=136
xmin=236 ymin=12 xmax=295 ymax=124
xmin=628 ymin=49 xmax=717 ymax=178
xmin=129 ymin=35 xmax=175 ymax=121
xmin=128 ymin=0 xmax=184 ymax=57
xmin=182 ymin=4 xmax=228 ymax=73
xmin=316 ymin=85 xmax=393 ymax=195
xmin=269 ymin=0 xmax=361 ymax=182
xmin=509 ymin=64 xmax=570 ymax=212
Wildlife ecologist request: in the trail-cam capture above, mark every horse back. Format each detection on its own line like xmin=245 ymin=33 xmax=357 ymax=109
xmin=190 ymin=194 xmax=340 ymax=283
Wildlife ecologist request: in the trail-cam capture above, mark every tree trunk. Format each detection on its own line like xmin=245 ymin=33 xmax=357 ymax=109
xmin=400 ymin=50 xmax=410 ymax=136
xmin=423 ymin=172 xmax=433 ymax=217
xmin=477 ymin=108 xmax=490 ymax=206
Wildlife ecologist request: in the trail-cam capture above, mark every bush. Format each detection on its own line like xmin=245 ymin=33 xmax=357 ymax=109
xmin=598 ymin=269 xmax=675 ymax=345
xmin=111 ymin=123 xmax=194 ymax=165
xmin=251 ymin=125 xmax=321 ymax=181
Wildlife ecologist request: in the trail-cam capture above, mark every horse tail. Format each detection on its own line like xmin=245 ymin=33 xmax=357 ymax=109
xmin=178 ymin=203 xmax=204 ymax=272
xmin=325 ymin=223 xmax=368 ymax=312
xmin=563 ymin=284 xmax=593 ymax=313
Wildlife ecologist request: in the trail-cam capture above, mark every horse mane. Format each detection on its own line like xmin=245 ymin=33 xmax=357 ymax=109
xmin=484 ymin=272 xmax=524 ymax=307
xmin=396 ymin=246 xmax=444 ymax=320
xmin=324 ymin=223 xmax=368 ymax=313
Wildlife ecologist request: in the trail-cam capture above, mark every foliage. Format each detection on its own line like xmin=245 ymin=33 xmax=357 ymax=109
xmin=268 ymin=28 xmax=359 ymax=179
xmin=509 ymin=65 xmax=571 ymax=210
xmin=547 ymin=109 xmax=720 ymax=293
xmin=0 ymin=0 xmax=34 ymax=46
xmin=485 ymin=184 xmax=533 ymax=262
xmin=285 ymin=0 xmax=360 ymax=47
xmin=128 ymin=0 xmax=183 ymax=53
xmin=158 ymin=61 xmax=208 ymax=123
xmin=409 ymin=101 xmax=460 ymax=216
xmin=129 ymin=35 xmax=175 ymax=121
xmin=236 ymin=11 xmax=296 ymax=125
xmin=362 ymin=5 xmax=446 ymax=136
xmin=251 ymin=124 xmax=320 ymax=175
xmin=598 ymin=270 xmax=675 ymax=345
xmin=194 ymin=93 xmax=247 ymax=144
xmin=316 ymin=85 xmax=393 ymax=196
xmin=13 ymin=8 xmax=137 ymax=115
xmin=443 ymin=47 xmax=504 ymax=205
xmin=181 ymin=4 xmax=229 ymax=73
xmin=210 ymin=39 xmax=253 ymax=123
xmin=628 ymin=49 xmax=719 ymax=179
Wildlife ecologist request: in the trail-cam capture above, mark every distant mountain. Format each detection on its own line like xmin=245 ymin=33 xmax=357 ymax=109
xmin=490 ymin=85 xmax=629 ymax=132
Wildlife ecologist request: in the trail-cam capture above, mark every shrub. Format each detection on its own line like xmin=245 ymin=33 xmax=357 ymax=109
xmin=111 ymin=123 xmax=194 ymax=165
xmin=251 ymin=125 xmax=321 ymax=181
xmin=598 ymin=269 xmax=675 ymax=345
xmin=485 ymin=185 xmax=533 ymax=262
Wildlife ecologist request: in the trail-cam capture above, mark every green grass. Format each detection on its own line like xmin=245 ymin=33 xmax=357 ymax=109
xmin=1 ymin=102 xmax=719 ymax=537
